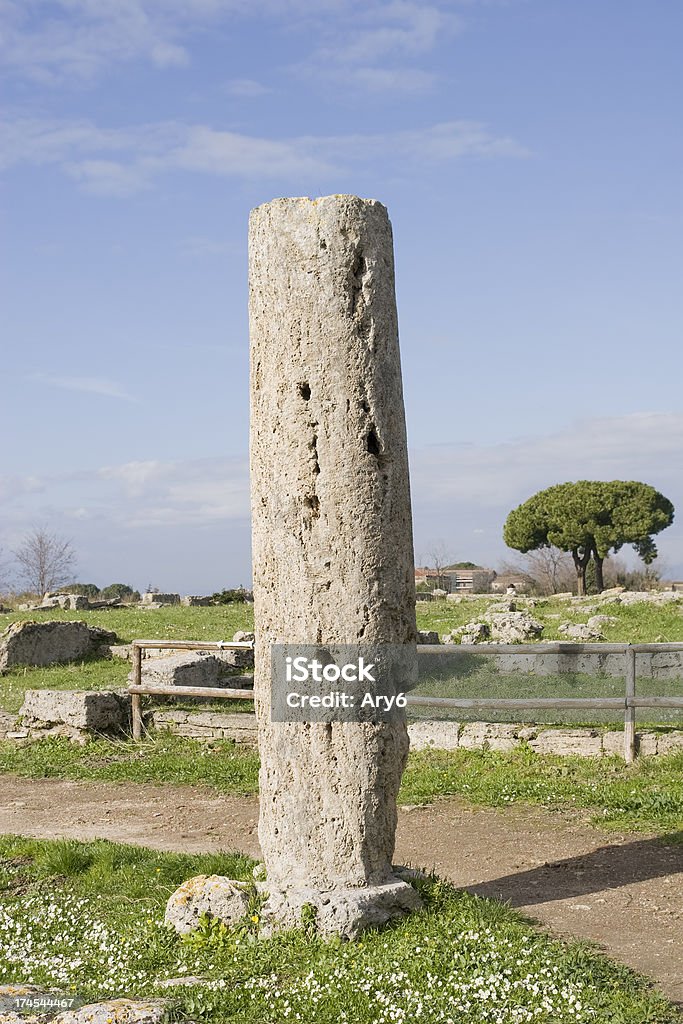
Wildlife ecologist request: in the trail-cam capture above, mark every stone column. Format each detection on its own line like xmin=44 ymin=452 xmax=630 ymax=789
xmin=248 ymin=195 xmax=421 ymax=937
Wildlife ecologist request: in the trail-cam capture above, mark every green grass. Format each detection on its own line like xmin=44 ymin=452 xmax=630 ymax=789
xmin=0 ymin=733 xmax=260 ymax=794
xmin=0 ymin=657 xmax=132 ymax=714
xmin=0 ymin=834 xmax=679 ymax=1023
xmin=1 ymin=732 xmax=682 ymax=837
xmin=401 ymin=747 xmax=683 ymax=836
xmin=0 ymin=603 xmax=255 ymax=645
xmin=3 ymin=594 xmax=682 ymax=650
xmin=2 ymin=598 xmax=682 ymax=720
xmin=0 ymin=605 xmax=255 ymax=713
xmin=415 ymin=596 xmax=683 ymax=643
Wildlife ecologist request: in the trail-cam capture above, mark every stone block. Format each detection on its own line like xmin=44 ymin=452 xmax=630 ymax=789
xmin=485 ymin=611 xmax=543 ymax=643
xmin=233 ymin=631 xmax=255 ymax=643
xmin=602 ymin=731 xmax=628 ymax=756
xmin=152 ymin=710 xmax=257 ymax=744
xmin=636 ymin=732 xmax=659 ymax=756
xmin=138 ymin=652 xmax=234 ymax=688
xmin=216 ymin=647 xmax=254 ymax=669
xmin=530 ymin=729 xmax=602 ymax=756
xmin=20 ymin=689 xmax=130 ymax=741
xmin=459 ymin=722 xmax=521 ymax=752
xmin=655 ymin=732 xmax=683 ymax=755
xmin=152 ymin=710 xmax=190 ymax=725
xmin=0 ymin=620 xmax=116 ymax=671
xmin=109 ymin=644 xmax=133 ymax=660
xmin=408 ymin=720 xmax=460 ymax=750
xmin=141 ymin=593 xmax=180 ymax=605
xmin=165 ymin=875 xmax=251 ymax=935
xmin=558 ymin=622 xmax=604 ymax=640
xmin=54 ymin=999 xmax=167 ymax=1024
xmin=417 ymin=630 xmax=439 ymax=645
xmin=258 ymin=877 xmax=422 ymax=941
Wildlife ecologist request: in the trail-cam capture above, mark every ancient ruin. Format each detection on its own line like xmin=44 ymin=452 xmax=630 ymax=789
xmin=248 ymin=195 xmax=421 ymax=936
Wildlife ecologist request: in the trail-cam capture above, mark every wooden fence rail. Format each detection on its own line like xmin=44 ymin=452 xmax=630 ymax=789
xmin=129 ymin=640 xmax=683 ymax=760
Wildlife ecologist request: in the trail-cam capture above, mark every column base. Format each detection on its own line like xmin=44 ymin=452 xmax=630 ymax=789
xmin=257 ymin=875 xmax=422 ymax=940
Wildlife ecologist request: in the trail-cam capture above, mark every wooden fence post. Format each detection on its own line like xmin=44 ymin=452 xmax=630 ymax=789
xmin=132 ymin=643 xmax=143 ymax=741
xmin=624 ymin=645 xmax=637 ymax=763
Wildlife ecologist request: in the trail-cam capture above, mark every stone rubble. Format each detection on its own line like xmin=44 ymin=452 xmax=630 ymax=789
xmin=134 ymin=652 xmax=239 ymax=689
xmin=558 ymin=621 xmax=605 ymax=640
xmin=19 ymin=689 xmax=130 ymax=742
xmin=164 ymin=875 xmax=251 ymax=935
xmin=0 ymin=620 xmax=116 ymax=671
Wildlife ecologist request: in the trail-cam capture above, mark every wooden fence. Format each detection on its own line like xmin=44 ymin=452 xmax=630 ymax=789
xmin=129 ymin=640 xmax=683 ymax=761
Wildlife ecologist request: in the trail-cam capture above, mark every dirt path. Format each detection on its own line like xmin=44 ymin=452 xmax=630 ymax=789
xmin=0 ymin=776 xmax=681 ymax=1004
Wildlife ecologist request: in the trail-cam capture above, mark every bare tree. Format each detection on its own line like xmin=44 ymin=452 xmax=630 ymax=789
xmin=428 ymin=541 xmax=455 ymax=592
xmin=498 ymin=546 xmax=576 ymax=596
xmin=0 ymin=547 xmax=11 ymax=595
xmin=603 ymin=553 xmax=668 ymax=591
xmin=14 ymin=527 xmax=77 ymax=596
xmin=523 ymin=547 xmax=576 ymax=595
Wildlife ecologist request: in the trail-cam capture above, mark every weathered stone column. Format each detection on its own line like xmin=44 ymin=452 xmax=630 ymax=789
xmin=248 ymin=195 xmax=420 ymax=937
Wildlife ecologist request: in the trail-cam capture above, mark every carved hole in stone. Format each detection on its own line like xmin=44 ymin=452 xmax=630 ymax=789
xmin=304 ymin=494 xmax=320 ymax=518
xmin=350 ymin=252 xmax=367 ymax=315
xmin=320 ymin=238 xmax=327 ymax=250
xmin=361 ymin=400 xmax=370 ymax=413
xmin=299 ymin=382 xmax=311 ymax=401
xmin=366 ymin=428 xmax=381 ymax=457
xmin=310 ymin=433 xmax=320 ymax=475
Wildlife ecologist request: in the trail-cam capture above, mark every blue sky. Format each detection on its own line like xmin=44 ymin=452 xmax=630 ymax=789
xmin=2 ymin=0 xmax=682 ymax=593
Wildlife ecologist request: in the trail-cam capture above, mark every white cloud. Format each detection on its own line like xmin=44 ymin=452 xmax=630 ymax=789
xmin=340 ymin=66 xmax=436 ymax=93
xmin=409 ymin=412 xmax=683 ymax=571
xmin=171 ymin=124 xmax=335 ymax=179
xmin=1 ymin=114 xmax=528 ymax=195
xmin=1 ymin=413 xmax=681 ymax=583
xmin=0 ymin=474 xmax=44 ymax=504
xmin=224 ymin=77 xmax=270 ymax=97
xmin=0 ymin=0 xmax=192 ymax=82
xmin=96 ymin=457 xmax=250 ymax=525
xmin=98 ymin=461 xmax=170 ymax=497
xmin=411 ymin=412 xmax=683 ymax=508
xmin=320 ymin=2 xmax=460 ymax=65
xmin=30 ymin=374 xmax=138 ymax=402
xmin=293 ymin=1 xmax=462 ymax=94
xmin=0 ymin=0 xmax=467 ymax=91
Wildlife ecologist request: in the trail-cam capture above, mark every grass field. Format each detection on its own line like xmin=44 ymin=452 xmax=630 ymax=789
xmin=0 ymin=833 xmax=679 ymax=1023
xmin=0 ymin=600 xmax=682 ymax=837
xmin=1 ymin=598 xmax=682 ymax=718
xmin=2 ymin=593 xmax=683 ymax=647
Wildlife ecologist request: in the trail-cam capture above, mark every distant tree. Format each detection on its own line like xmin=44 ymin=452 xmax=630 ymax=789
xmin=498 ymin=547 xmax=576 ymax=596
xmin=100 ymin=583 xmax=138 ymax=601
xmin=0 ymin=547 xmax=11 ymax=594
xmin=210 ymin=587 xmax=253 ymax=604
xmin=14 ymin=527 xmax=77 ymax=596
xmin=60 ymin=582 xmax=100 ymax=598
xmin=522 ymin=546 xmax=576 ymax=595
xmin=428 ymin=542 xmax=455 ymax=592
xmin=601 ymin=553 xmax=667 ymax=592
xmin=503 ymin=481 xmax=674 ymax=596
